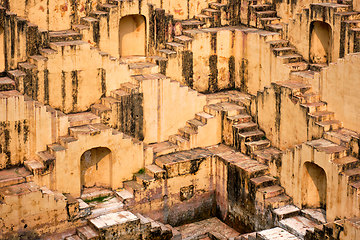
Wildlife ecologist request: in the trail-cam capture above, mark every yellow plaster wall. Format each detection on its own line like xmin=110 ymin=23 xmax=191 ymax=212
xmin=321 ymin=53 xmax=360 ymax=133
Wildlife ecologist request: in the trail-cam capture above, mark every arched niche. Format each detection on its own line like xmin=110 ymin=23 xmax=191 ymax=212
xmin=80 ymin=147 xmax=112 ymax=191
xmin=119 ymin=14 xmax=146 ymax=57
xmin=310 ymin=21 xmax=332 ymax=64
xmin=302 ymin=162 xmax=327 ymax=210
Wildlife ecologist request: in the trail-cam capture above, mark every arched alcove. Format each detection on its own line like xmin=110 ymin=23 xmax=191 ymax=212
xmin=80 ymin=147 xmax=112 ymax=191
xmin=119 ymin=14 xmax=146 ymax=57
xmin=310 ymin=21 xmax=332 ymax=64
xmin=302 ymin=162 xmax=327 ymax=210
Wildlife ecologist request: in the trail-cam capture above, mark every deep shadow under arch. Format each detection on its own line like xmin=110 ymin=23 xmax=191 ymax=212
xmin=80 ymin=147 xmax=112 ymax=191
xmin=302 ymin=162 xmax=327 ymax=210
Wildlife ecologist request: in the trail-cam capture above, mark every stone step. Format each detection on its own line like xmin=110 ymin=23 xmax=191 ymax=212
xmin=273 ymin=205 xmax=301 ymax=222
xmin=272 ymin=46 xmax=296 ymax=56
xmin=155 ymin=148 xmax=213 ymax=178
xmin=123 ymin=180 xmax=144 ymax=194
xmin=120 ymin=82 xmax=139 ymax=94
xmin=273 ymin=80 xmax=310 ymax=98
xmin=343 ymin=19 xmax=360 ymax=28
xmin=294 ymin=91 xmax=320 ymax=104
xmin=128 ymin=61 xmax=159 ymax=76
xmin=195 ymin=112 xmax=215 ymax=124
xmin=36 ymin=151 xmax=56 ymax=169
xmin=256 ymin=227 xmax=300 ymax=240
xmin=89 ymin=10 xmax=109 ymax=18
xmin=81 ymin=187 xmax=113 ymax=202
xmin=306 ymin=139 xmax=348 ymax=160
xmin=47 ymin=143 xmax=66 ymax=156
xmin=220 ymin=152 xmax=270 ymax=179
xmin=0 ymin=182 xmax=41 ymax=204
xmin=228 ymin=114 xmax=252 ymax=125
xmin=69 ymin=123 xmax=112 ymax=138
xmin=179 ymin=126 xmax=198 ymax=140
xmin=290 ymin=70 xmax=316 ymax=82
xmin=309 ymin=111 xmax=335 ymax=122
xmin=89 ymin=211 xmax=139 ymax=238
xmin=204 ymin=102 xmax=245 ymax=117
xmin=202 ymin=8 xmax=221 ymax=16
xmin=148 ymin=55 xmax=168 ymax=67
xmin=115 ymin=190 xmax=134 ymax=205
xmin=120 ymin=56 xmax=147 ymax=64
xmin=76 ymin=225 xmax=99 ymax=240
xmin=331 ymin=156 xmax=360 ymax=171
xmin=49 ymin=40 xmax=89 ymax=52
xmin=209 ymin=2 xmax=228 ymax=10
xmin=59 ymin=135 xmax=78 ymax=148
xmin=257 ymin=185 xmax=284 ymax=199
xmin=67 ymin=112 xmax=101 ymax=127
xmin=206 ymin=92 xmax=230 ymax=104
xmin=0 ymin=77 xmax=15 ymax=91
xmin=249 ymin=4 xmax=272 ymax=11
xmin=145 ymin=164 xmax=166 ymax=180
xmin=166 ymin=42 xmax=185 ymax=52
xmin=277 ymin=54 xmax=302 ymax=64
xmin=300 ymin=101 xmax=327 ymax=113
xmin=174 ymin=35 xmax=193 ymax=49
xmin=49 ymin=30 xmax=82 ymax=42
xmin=72 ymin=24 xmax=90 ymax=34
xmin=259 ymin=17 xmax=281 ymax=26
xmin=301 ymin=208 xmax=326 ymax=225
xmin=77 ymin=199 xmax=91 ymax=219
xmin=65 ymin=235 xmax=82 ymax=240
xmin=110 ymin=89 xmax=130 ymax=100
xmin=279 ymin=216 xmax=318 ymax=239
xmin=134 ymin=173 xmax=155 ymax=189
xmin=181 ymin=19 xmax=205 ymax=30
xmin=24 ymin=159 xmax=45 ymax=176
xmin=265 ymin=194 xmax=292 ymax=209
xmin=87 ymin=198 xmax=124 ymax=219
xmin=169 ymin=134 xmax=190 ymax=150
xmin=251 ymin=147 xmax=282 ymax=165
xmin=237 ymin=232 xmax=257 ymax=240
xmin=341 ymin=167 xmax=360 ymax=183
xmin=239 ymin=130 xmax=265 ymax=142
xmin=323 ymin=128 xmax=359 ymax=147
xmin=158 ymin=48 xmax=177 ymax=58
xmin=255 ymin=10 xmax=277 ymax=18
xmin=266 ymin=39 xmax=289 ymax=48
xmin=250 ymin=175 xmax=279 ymax=190
xmin=233 ymin=122 xmax=258 ymax=134
xmin=149 ymin=141 xmax=179 ymax=157
xmin=285 ymin=62 xmax=309 ymax=72
xmin=194 ymin=14 xmax=214 ymax=28
xmin=134 ymin=212 xmax=151 ymax=231
xmin=309 ymin=63 xmax=328 ymax=71
xmin=245 ymin=139 xmax=271 ymax=153
xmin=265 ymin=24 xmax=283 ymax=34
xmin=186 ymin=118 xmax=206 ymax=131
xmin=0 ymin=167 xmax=33 ymax=188
xmin=91 ymin=103 xmax=111 ymax=116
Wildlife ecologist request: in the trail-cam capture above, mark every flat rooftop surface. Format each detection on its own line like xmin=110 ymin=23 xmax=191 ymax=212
xmin=175 ymin=217 xmax=240 ymax=239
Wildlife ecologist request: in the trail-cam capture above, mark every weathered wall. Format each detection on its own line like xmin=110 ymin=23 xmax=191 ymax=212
xmin=321 ymin=53 xmax=360 ymax=133
xmin=0 ymin=90 xmax=68 ymax=169
xmin=280 ymin=142 xmax=360 ymax=222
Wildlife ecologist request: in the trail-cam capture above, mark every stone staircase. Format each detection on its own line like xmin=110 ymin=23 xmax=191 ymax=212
xmin=61 ymin=210 xmax=174 ymax=240
xmin=0 ymin=167 xmax=67 ymax=237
